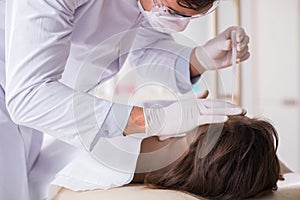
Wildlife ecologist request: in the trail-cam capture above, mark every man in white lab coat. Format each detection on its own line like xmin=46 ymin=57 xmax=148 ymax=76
xmin=0 ymin=0 xmax=250 ymax=199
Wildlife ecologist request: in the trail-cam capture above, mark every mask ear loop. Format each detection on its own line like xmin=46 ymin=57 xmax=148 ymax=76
xmin=151 ymin=0 xmax=160 ymax=9
xmin=231 ymin=30 xmax=237 ymax=103
xmin=152 ymin=0 xmax=168 ymax=13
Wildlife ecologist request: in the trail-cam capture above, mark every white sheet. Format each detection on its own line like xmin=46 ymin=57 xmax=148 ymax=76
xmin=48 ymin=134 xmax=146 ymax=199
xmin=278 ymin=173 xmax=300 ymax=188
xmin=52 ymin=173 xmax=300 ymax=200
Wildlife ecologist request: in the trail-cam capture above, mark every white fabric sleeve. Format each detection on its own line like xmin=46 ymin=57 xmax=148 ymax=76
xmin=128 ymin=20 xmax=198 ymax=94
xmin=174 ymin=47 xmax=201 ymax=92
xmin=50 ymin=134 xmax=145 ymax=194
xmin=5 ymin=0 xmax=127 ymax=150
xmin=90 ymin=103 xmax=133 ymax=149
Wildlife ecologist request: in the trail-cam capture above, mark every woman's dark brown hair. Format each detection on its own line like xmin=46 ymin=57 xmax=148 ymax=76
xmin=145 ymin=116 xmax=280 ymax=200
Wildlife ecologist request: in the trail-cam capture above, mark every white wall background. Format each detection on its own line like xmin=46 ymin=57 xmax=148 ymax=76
xmin=246 ymin=0 xmax=300 ymax=173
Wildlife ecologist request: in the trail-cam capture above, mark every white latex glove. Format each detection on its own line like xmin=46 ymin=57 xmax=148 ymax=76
xmin=195 ymin=26 xmax=250 ymax=70
xmin=144 ymin=98 xmax=244 ymax=137
xmin=157 ymin=90 xmax=210 ymax=141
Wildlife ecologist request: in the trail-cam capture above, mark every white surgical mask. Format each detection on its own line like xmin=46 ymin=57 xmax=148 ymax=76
xmin=137 ymin=0 xmax=191 ymax=34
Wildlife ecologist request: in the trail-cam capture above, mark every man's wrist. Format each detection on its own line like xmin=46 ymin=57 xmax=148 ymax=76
xmin=190 ymin=47 xmax=207 ymax=78
xmin=124 ymin=106 xmax=145 ymax=136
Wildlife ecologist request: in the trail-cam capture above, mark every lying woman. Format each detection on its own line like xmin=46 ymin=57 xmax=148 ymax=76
xmin=41 ymin=114 xmax=282 ymax=200
xmin=133 ymin=115 xmax=281 ymax=200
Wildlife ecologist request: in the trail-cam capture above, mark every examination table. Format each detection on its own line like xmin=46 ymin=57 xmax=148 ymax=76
xmin=53 ymin=173 xmax=300 ymax=200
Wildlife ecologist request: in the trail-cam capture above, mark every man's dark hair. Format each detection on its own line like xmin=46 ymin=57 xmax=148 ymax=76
xmin=177 ymin=0 xmax=217 ymax=11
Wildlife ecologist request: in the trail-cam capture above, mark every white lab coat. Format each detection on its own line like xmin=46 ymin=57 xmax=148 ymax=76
xmin=0 ymin=0 xmax=198 ymax=199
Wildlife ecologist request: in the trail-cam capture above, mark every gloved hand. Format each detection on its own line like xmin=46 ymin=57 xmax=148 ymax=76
xmin=144 ymin=98 xmax=244 ymax=137
xmin=194 ymin=26 xmax=250 ymax=70
xmin=158 ymin=90 xmax=209 ymax=141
